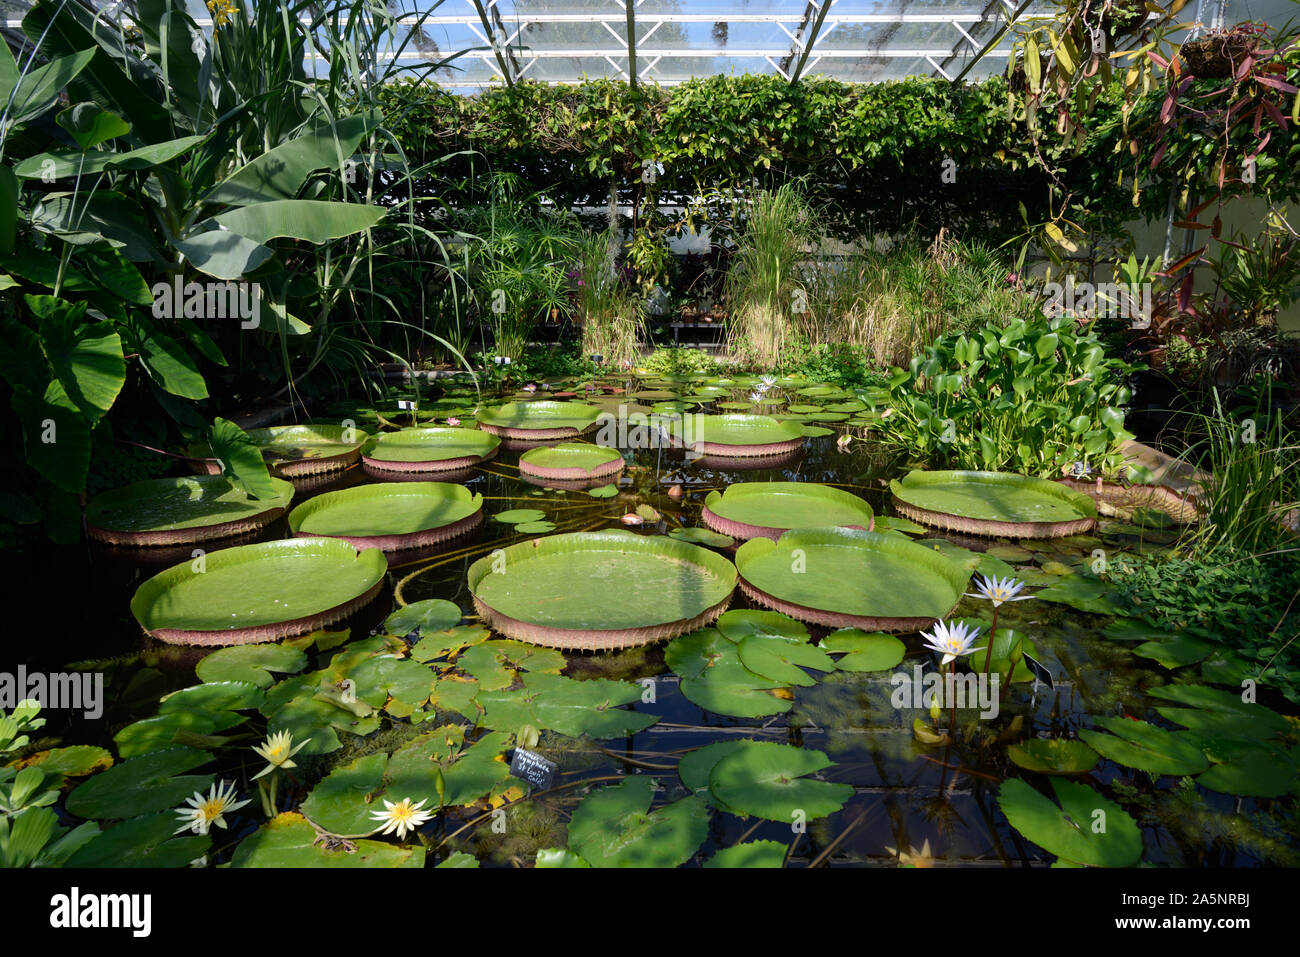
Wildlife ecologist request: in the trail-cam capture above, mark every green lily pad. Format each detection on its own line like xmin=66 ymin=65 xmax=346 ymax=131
xmin=477 ymin=401 xmax=603 ymax=433
xmin=703 ymin=840 xmax=787 ymax=868
xmin=669 ymin=527 xmax=735 ymax=548
xmin=678 ymin=740 xmax=750 ymax=801
xmin=195 ymin=644 xmax=308 ymax=689
xmin=737 ymin=633 xmax=835 ymax=687
xmin=232 ymin=813 xmax=423 ymax=868
xmin=65 ymin=747 xmax=214 ymax=820
xmin=65 ymin=812 xmax=210 ymax=868
xmin=667 ymin=414 xmax=804 ymax=452
xmin=437 ymin=851 xmax=480 ymax=868
xmin=1132 ymin=633 xmax=1216 ymax=669
xmin=566 ymin=776 xmax=709 ymax=868
xmin=131 ymin=538 xmax=387 ymax=640
xmin=300 ymin=753 xmax=388 ymax=837
xmin=476 ymin=672 xmax=658 ymax=739
xmin=113 ymin=710 xmax=244 ymax=758
xmin=734 ymin=528 xmax=969 ymax=626
xmin=244 ymin=424 xmax=367 ymax=468
xmin=1196 ymin=748 xmax=1299 ymax=798
xmin=159 ymin=681 xmax=265 ymax=714
xmin=468 ymin=530 xmax=736 ymax=642
xmin=515 ymin=521 xmax=557 ymax=534
xmin=704 ymin=482 xmax=873 ymax=538
xmin=519 ymin=442 xmax=624 ymax=477
xmin=1147 ymin=684 xmax=1292 ymax=736
xmin=817 ymin=629 xmax=907 ymax=672
xmin=708 ymin=741 xmax=853 ymax=823
xmin=1006 ymin=739 xmax=1101 ymax=775
xmin=1077 ymin=717 xmax=1209 ymax=776
xmin=493 ymin=508 xmax=547 ymax=525
xmin=666 ymin=629 xmax=792 ymax=718
xmin=1034 ymin=576 xmax=1122 ymax=615
xmin=587 ymin=484 xmax=619 ymax=498
xmin=535 ymin=848 xmax=592 ymax=867
xmin=361 ymin=426 xmax=500 ymax=464
xmin=386 ymin=599 xmax=462 ymax=636
xmin=890 ymin=470 xmax=1096 ymax=528
xmin=997 ymin=778 xmax=1142 ymax=867
xmin=85 ymin=474 xmax=294 ymax=537
xmin=288 ymin=482 xmax=482 ymax=540
xmin=715 ymin=610 xmax=809 ymax=643
xmin=412 ymin=625 xmax=490 ymax=662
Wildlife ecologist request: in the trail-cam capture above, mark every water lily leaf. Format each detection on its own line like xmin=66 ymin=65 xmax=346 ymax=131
xmin=708 ymin=741 xmax=852 ymax=823
xmin=985 ymin=544 xmax=1033 ymax=561
xmin=737 ymin=633 xmax=834 ymax=687
xmin=515 ymin=521 xmax=557 ymax=533
xmin=1006 ymin=738 xmax=1100 ymax=775
xmin=301 ymin=753 xmax=389 ymax=837
xmin=437 ymin=732 xmax=515 ymax=807
xmin=159 ymin=681 xmax=265 ymax=714
xmin=195 ymin=644 xmax=308 ymax=689
xmin=1147 ymin=685 xmax=1291 ymax=736
xmin=1101 ymin=618 xmax=1176 ymax=641
xmin=437 ymin=851 xmax=480 ymax=868
xmin=535 ymin=847 xmax=591 ymax=867
xmin=66 ymin=747 xmax=214 ymax=820
xmin=489 ymin=639 xmax=567 ymax=674
xmin=587 ymin=484 xmax=619 ymax=498
xmin=818 ymin=629 xmax=906 ymax=672
xmin=703 ymin=840 xmax=787 ymax=868
xmin=1077 ymin=717 xmax=1208 ymax=776
xmin=997 ymin=778 xmax=1142 ymax=867
xmin=567 ymin=777 xmax=709 ymax=868
xmin=716 ymin=610 xmax=810 ymax=643
xmin=456 ymin=643 xmax=517 ymax=691
xmin=385 ymin=599 xmax=463 ymax=636
xmin=679 ymin=673 xmax=792 ymax=719
xmin=113 ymin=711 xmax=244 ymax=758
xmin=1034 ymin=576 xmax=1122 ymax=615
xmin=493 ymin=508 xmax=548 ymax=525
xmin=476 ymin=673 xmax=656 ymax=739
xmin=412 ymin=625 xmax=490 ymax=662
xmin=1196 ymin=748 xmax=1299 ymax=798
xmin=678 ymin=740 xmax=750 ymax=806
xmin=348 ymin=656 xmax=436 ymax=713
xmin=232 ymin=813 xmax=422 ymax=868
xmin=14 ymin=745 xmax=113 ymax=782
xmin=428 ymin=676 xmax=480 ymax=719
xmin=64 ymin=812 xmax=209 ymax=868
xmin=669 ymin=527 xmax=735 ymax=548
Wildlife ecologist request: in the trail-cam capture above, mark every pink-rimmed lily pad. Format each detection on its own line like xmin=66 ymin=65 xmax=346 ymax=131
xmin=361 ymin=427 xmax=499 ymax=475
xmin=468 ymin=530 xmax=737 ymax=650
xmin=244 ymin=425 xmax=368 ymax=477
xmin=890 ymin=470 xmax=1097 ymax=538
xmin=733 ymin=527 xmax=970 ymax=632
xmin=702 ymin=482 xmax=874 ymax=541
xmin=86 ymin=475 xmax=295 ymax=546
xmin=475 ymin=401 xmax=604 ymax=439
xmin=518 ymin=442 xmax=625 ymax=482
xmin=288 ymin=482 xmax=483 ymax=551
xmin=667 ymin=414 xmax=804 ymax=458
xmin=130 ymin=538 xmax=388 ymax=646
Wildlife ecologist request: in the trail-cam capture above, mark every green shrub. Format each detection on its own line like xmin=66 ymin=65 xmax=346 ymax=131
xmin=875 ymin=314 xmax=1140 ymax=478
xmin=636 ymin=347 xmax=722 ymax=378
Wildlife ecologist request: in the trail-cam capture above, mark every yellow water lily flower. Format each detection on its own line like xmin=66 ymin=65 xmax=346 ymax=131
xmin=174 ymin=780 xmax=251 ymax=836
xmin=251 ymin=730 xmax=308 ymax=780
xmin=369 ymin=797 xmax=433 ymax=841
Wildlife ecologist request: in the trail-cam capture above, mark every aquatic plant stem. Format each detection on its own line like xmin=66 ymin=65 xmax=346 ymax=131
xmin=948 ymin=660 xmax=957 ymax=732
xmin=982 ymin=606 xmax=999 ymax=682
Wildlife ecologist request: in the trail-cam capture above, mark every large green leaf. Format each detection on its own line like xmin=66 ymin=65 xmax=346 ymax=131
xmin=997 ymin=778 xmax=1143 ymax=867
xmin=172 ymin=228 xmax=275 ymax=280
xmin=566 ymin=777 xmax=709 ymax=868
xmin=205 ymin=111 xmax=381 ymax=206
xmin=1077 ymin=717 xmax=1209 ymax=776
xmin=56 ymin=101 xmax=130 ymax=148
xmin=30 ymin=295 xmax=125 ymax=421
xmin=14 ymin=136 xmax=209 ymax=179
xmin=11 ymin=380 xmax=93 ymax=492
xmin=209 ymin=200 xmax=385 ymax=244
xmin=208 ymin=417 xmax=279 ymax=500
xmin=133 ymin=316 xmax=208 ymax=399
xmin=65 ymin=747 xmax=214 ymax=820
xmin=28 ymin=192 xmax=161 ymax=261
xmin=5 ymin=47 xmax=96 ymax=127
xmin=707 ymin=741 xmax=852 ymax=823
xmin=232 ymin=813 xmax=422 ymax=868
xmin=64 ymin=812 xmax=208 ymax=868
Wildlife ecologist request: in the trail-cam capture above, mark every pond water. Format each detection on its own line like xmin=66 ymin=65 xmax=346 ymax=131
xmin=8 ymin=373 xmax=1296 ymax=868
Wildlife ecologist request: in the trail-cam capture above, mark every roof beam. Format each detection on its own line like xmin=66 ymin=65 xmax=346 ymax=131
xmin=469 ymin=0 xmax=517 ymax=86
xmin=785 ymin=1 xmax=836 ymax=83
xmin=625 ymin=0 xmax=637 ymax=89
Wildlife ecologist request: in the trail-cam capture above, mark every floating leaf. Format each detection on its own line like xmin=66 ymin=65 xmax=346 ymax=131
xmin=566 ymin=777 xmax=709 ymax=868
xmin=194 ymin=644 xmax=308 ymax=689
xmin=385 ymin=599 xmax=463 ymax=636
xmin=818 ymin=629 xmax=906 ymax=672
xmin=707 ymin=741 xmax=852 ymax=823
xmin=66 ymin=747 xmax=214 ymax=820
xmin=703 ymin=840 xmax=787 ymax=868
xmin=232 ymin=813 xmax=422 ymax=868
xmin=1006 ymin=738 xmax=1100 ymax=775
xmin=997 ymin=778 xmax=1142 ymax=867
xmin=1078 ymin=717 xmax=1208 ymax=776
xmin=64 ymin=812 xmax=209 ymax=868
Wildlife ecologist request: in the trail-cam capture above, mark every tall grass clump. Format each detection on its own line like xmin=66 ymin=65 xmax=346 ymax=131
xmin=574 ymin=230 xmax=645 ymax=368
xmin=725 ymin=185 xmax=813 ymax=366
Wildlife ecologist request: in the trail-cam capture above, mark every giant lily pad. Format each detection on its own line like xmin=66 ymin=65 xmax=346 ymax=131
xmin=667 ymin=413 xmax=804 ymax=458
xmin=733 ymin=527 xmax=969 ymax=631
xmin=707 ymin=741 xmax=853 ymax=823
xmin=997 ymin=778 xmax=1142 ymax=867
xmin=288 ymin=482 xmax=483 ymax=550
xmin=468 ymin=530 xmax=736 ymax=650
xmin=702 ymin=482 xmax=874 ymax=541
xmin=361 ymin=427 xmax=499 ymax=474
xmin=131 ymin=538 xmax=388 ymax=645
xmin=475 ymin=401 xmax=603 ymax=439
xmin=890 ymin=470 xmax=1097 ymax=538
xmin=518 ymin=442 xmax=625 ymax=481
xmin=244 ymin=424 xmax=367 ymax=477
xmin=86 ymin=475 xmax=295 ymax=546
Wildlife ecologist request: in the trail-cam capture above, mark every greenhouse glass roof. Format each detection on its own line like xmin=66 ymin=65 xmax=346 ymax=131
xmin=3 ymin=0 xmax=1294 ymax=90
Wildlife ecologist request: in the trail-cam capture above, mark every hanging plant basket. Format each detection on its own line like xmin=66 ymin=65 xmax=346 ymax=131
xmin=1178 ymin=26 xmax=1261 ymax=78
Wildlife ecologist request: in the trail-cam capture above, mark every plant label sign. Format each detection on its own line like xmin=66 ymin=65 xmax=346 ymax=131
xmin=509 ymin=748 xmax=557 ymax=791
xmin=1021 ymin=652 xmax=1055 ymax=690
xmin=397 ymin=400 xmax=417 ymax=410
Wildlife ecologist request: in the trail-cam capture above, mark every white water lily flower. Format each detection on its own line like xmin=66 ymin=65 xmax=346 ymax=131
xmin=251 ymin=730 xmax=308 ymax=780
xmin=965 ymin=574 xmax=1032 ymax=607
xmin=174 ymin=780 xmax=251 ymax=835
xmin=921 ymin=620 xmax=985 ymax=665
xmin=370 ymin=797 xmax=433 ymax=841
